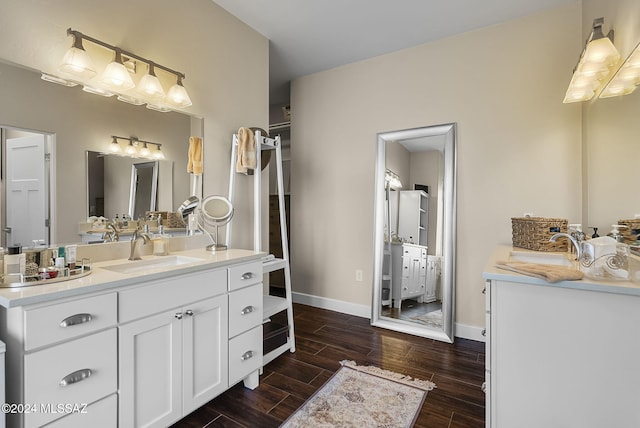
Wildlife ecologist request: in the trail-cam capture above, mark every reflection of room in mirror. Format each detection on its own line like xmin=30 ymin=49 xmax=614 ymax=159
xmin=372 ymin=123 xmax=456 ymax=343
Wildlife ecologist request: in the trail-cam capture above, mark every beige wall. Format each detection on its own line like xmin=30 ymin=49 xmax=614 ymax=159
xmin=0 ymin=0 xmax=269 ymax=248
xmin=290 ymin=2 xmax=583 ymax=329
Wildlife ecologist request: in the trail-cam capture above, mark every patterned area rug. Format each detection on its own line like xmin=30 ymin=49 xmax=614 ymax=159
xmin=280 ymin=360 xmax=436 ymax=428
xmin=410 ymin=309 xmax=443 ymax=328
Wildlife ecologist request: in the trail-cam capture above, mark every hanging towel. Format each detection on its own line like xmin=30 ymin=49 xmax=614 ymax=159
xmin=188 ymin=136 xmax=203 ymax=175
xmin=236 ymin=127 xmax=256 ymax=174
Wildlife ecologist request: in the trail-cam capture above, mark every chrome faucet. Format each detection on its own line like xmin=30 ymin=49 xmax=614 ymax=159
xmin=129 ymin=227 xmax=151 ymax=261
xmin=549 ymin=233 xmax=582 ymax=259
xmin=103 ymin=222 xmax=120 ymax=242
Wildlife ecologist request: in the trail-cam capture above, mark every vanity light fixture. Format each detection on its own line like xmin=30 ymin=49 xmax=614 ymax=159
xmin=563 ymin=17 xmax=621 ymax=103
xmin=600 ymin=41 xmax=640 ymax=98
xmin=46 ymin=28 xmax=192 ymax=110
xmin=109 ymin=135 xmax=164 ymax=160
xmin=385 ymin=169 xmax=403 ymax=189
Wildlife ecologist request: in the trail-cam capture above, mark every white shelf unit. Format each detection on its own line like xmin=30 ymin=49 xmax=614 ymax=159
xmin=227 ymin=130 xmax=295 ymax=367
xmin=397 ymin=190 xmax=429 ymax=246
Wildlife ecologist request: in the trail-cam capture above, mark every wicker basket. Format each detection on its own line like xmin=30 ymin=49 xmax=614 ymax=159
xmin=511 ymin=217 xmax=568 ymax=252
xmin=618 ymin=219 xmax=640 ymax=244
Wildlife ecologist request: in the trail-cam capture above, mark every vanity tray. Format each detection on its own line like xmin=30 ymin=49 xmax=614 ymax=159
xmin=0 ymin=264 xmax=92 ymax=288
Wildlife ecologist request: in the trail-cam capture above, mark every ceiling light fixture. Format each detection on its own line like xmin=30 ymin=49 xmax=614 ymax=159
xmin=563 ymin=18 xmax=621 ymax=103
xmin=108 ymin=135 xmax=164 ymax=160
xmin=44 ymin=28 xmax=192 ymax=111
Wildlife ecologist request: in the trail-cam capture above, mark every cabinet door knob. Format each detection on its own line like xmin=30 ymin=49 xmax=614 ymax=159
xmin=241 ymin=306 xmax=254 ymax=315
xmin=241 ymin=272 xmax=254 ymax=280
xmin=481 ymin=328 xmax=486 ymax=337
xmin=60 ymin=313 xmax=93 ymax=327
xmin=240 ymin=350 xmax=255 ymax=361
xmin=60 ymin=368 xmax=92 ymax=386
xmin=482 ymin=287 xmax=486 ymax=294
xmin=185 ymin=309 xmax=194 ymax=317
xmin=174 ymin=312 xmax=183 ymax=320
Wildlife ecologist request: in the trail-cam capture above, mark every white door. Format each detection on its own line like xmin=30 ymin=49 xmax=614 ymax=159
xmin=119 ymin=311 xmax=182 ymax=428
xmin=182 ymin=295 xmax=228 ymax=414
xmin=6 ymin=135 xmax=48 ymax=247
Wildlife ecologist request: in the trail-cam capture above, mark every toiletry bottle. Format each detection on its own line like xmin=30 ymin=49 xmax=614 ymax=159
xmin=114 ymin=214 xmax=120 ymax=228
xmin=153 ymin=224 xmax=168 ymax=256
xmin=591 ymin=227 xmax=599 ymax=238
xmin=122 ymin=214 xmax=129 ymax=229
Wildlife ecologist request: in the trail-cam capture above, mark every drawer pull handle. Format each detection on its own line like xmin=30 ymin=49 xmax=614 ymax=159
xmin=241 ymin=306 xmax=254 ymax=315
xmin=60 ymin=313 xmax=92 ymax=327
xmin=175 ymin=312 xmax=183 ymax=320
xmin=185 ymin=310 xmax=194 ymax=317
xmin=482 ymin=287 xmax=486 ymax=295
xmin=60 ymin=368 xmax=92 ymax=386
xmin=241 ymin=272 xmax=254 ymax=280
xmin=240 ymin=350 xmax=254 ymax=361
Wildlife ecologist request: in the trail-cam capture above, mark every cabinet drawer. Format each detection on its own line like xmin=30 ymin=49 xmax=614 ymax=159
xmin=24 ymin=293 xmax=117 ymax=351
xmin=228 ymin=261 xmax=262 ymax=291
xmin=119 ymin=268 xmax=226 ymax=323
xmin=229 ymin=283 xmax=263 ymax=338
xmin=44 ymin=393 xmax=117 ymax=428
xmin=229 ymin=325 xmax=262 ymax=386
xmin=24 ymin=328 xmax=117 ymax=427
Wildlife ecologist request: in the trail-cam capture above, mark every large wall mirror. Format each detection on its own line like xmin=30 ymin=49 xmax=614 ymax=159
xmin=372 ymin=123 xmax=457 ymax=343
xmin=0 ymin=59 xmax=195 ymax=246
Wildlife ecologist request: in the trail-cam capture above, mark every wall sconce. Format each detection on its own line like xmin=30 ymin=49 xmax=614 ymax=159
xmin=600 ymin=41 xmax=640 ymax=98
xmin=108 ymin=136 xmax=165 ymax=160
xmin=563 ymin=18 xmax=621 ymax=103
xmin=42 ymin=28 xmax=192 ymax=111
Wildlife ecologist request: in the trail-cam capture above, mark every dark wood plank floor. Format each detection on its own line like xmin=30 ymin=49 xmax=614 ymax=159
xmin=172 ymin=303 xmax=485 ymax=427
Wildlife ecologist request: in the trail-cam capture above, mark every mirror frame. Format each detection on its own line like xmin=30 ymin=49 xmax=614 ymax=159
xmin=129 ymin=161 xmax=159 ymax=219
xmin=371 ymin=123 xmax=457 ymax=343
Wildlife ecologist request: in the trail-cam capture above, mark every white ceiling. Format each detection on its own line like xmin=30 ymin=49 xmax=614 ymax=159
xmin=212 ymin=0 xmax=576 ymax=104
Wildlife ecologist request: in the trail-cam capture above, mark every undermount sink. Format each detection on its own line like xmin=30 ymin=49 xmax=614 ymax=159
xmin=508 ymin=250 xmax=575 ymax=267
xmin=101 ymin=255 xmax=204 ymax=274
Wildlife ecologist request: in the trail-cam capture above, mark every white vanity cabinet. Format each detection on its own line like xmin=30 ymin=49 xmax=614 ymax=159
xmin=484 ymin=256 xmax=640 ymax=427
xmin=390 ymin=243 xmax=428 ymax=308
xmin=1 ymin=293 xmax=118 ymax=428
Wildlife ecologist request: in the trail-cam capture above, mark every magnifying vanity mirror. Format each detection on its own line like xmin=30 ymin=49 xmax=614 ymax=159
xmin=372 ymin=123 xmax=457 ymax=343
xmin=198 ymin=195 xmax=234 ymax=251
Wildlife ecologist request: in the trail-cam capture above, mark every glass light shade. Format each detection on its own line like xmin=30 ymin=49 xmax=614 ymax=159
xmin=153 ymin=146 xmax=165 ymax=159
xmin=140 ymin=143 xmax=151 ymax=157
xmin=59 ymin=46 xmax=97 ymax=79
xmin=109 ymin=139 xmax=122 ymax=153
xmin=99 ymin=58 xmax=135 ymax=91
xmin=166 ymin=80 xmax=192 ymax=108
xmin=137 ymin=64 xmax=166 ymax=100
xmin=583 ymin=37 xmax=620 ymax=65
xmin=125 ymin=142 xmax=138 ymax=156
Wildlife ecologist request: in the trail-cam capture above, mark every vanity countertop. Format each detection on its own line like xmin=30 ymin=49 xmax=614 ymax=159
xmin=0 ymin=248 xmax=265 ymax=308
xmin=483 ymin=244 xmax=640 ymax=297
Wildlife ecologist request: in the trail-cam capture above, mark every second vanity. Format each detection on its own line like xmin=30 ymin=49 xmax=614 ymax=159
xmin=483 ymin=245 xmax=640 ymax=428
xmin=0 ymin=239 xmax=265 ymax=428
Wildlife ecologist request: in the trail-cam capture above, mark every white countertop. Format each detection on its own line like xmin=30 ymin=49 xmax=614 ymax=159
xmin=483 ymin=244 xmax=640 ymax=297
xmin=0 ymin=247 xmax=265 ymax=308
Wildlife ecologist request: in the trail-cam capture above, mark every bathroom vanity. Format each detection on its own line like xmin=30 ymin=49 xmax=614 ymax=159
xmin=0 ymin=245 xmax=264 ymax=428
xmin=483 ymin=245 xmax=640 ymax=428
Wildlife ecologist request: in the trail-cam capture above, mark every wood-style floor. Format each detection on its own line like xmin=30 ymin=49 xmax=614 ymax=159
xmin=172 ymin=303 xmax=486 ymax=427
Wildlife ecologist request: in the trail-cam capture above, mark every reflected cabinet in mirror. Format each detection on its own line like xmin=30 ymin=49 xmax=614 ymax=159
xmin=372 ymin=123 xmax=457 ymax=343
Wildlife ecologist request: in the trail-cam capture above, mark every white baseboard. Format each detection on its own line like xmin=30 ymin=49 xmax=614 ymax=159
xmin=292 ymin=292 xmax=371 ymax=318
xmin=292 ymin=292 xmax=486 ymax=343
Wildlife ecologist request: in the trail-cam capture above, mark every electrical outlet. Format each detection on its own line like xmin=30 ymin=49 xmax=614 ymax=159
xmin=355 ymin=269 xmax=363 ymax=282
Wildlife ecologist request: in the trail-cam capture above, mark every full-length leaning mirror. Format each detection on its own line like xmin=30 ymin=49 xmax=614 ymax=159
xmin=372 ymin=123 xmax=457 ymax=343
